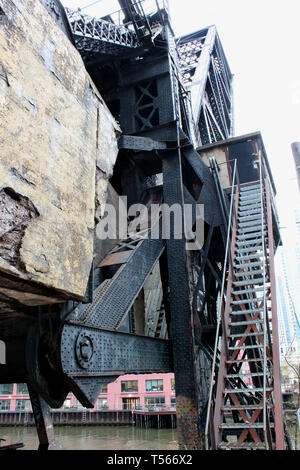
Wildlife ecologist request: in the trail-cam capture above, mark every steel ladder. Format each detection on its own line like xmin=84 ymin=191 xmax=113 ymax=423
xmin=212 ymin=178 xmax=278 ymax=450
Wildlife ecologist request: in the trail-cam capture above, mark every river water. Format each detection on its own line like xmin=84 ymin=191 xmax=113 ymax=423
xmin=1 ymin=423 xmax=298 ymax=450
xmin=0 ymin=426 xmax=179 ymax=450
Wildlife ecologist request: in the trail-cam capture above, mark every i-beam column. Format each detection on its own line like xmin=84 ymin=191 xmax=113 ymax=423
xmin=161 ymin=147 xmax=201 ymax=450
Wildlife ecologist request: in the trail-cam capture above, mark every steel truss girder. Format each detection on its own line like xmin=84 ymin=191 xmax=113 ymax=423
xmin=59 ymin=324 xmax=172 ymax=406
xmin=66 ymin=8 xmax=140 ymax=58
xmin=67 ymin=237 xmax=164 ymax=330
xmin=118 ymin=134 xmax=168 ymax=151
xmin=177 ymin=26 xmax=233 ymax=146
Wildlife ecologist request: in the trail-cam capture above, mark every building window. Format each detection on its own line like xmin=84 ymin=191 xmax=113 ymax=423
xmin=63 ymin=399 xmax=71 ymax=409
xmin=145 ymin=396 xmax=165 ymax=410
xmin=0 ymin=400 xmax=10 ymax=411
xmin=98 ymin=398 xmax=108 ymax=410
xmin=121 ymin=380 xmax=138 ymax=393
xmin=0 ymin=384 xmax=13 ymax=395
xmin=146 ymin=379 xmax=163 ymax=392
xmin=171 ymin=397 xmax=176 ymax=408
xmin=171 ymin=378 xmax=175 ymax=391
xmin=17 ymin=383 xmax=28 ymax=395
xmin=122 ymin=398 xmax=140 ymax=410
xmin=15 ymin=400 xmax=31 ymax=411
xmin=100 ymin=385 xmax=108 ymax=393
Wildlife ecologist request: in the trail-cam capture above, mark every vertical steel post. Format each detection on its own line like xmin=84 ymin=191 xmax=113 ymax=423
xmin=161 ymin=147 xmax=201 ymax=449
xmin=265 ymin=179 xmax=285 ymax=450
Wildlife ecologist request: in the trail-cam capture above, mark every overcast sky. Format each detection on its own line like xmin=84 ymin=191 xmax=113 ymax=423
xmin=62 ymin=0 xmax=300 ymax=238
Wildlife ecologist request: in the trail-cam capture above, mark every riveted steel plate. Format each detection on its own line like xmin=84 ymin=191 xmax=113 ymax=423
xmin=61 ymin=325 xmax=172 ymax=376
xmin=68 ymin=237 xmax=165 ymax=330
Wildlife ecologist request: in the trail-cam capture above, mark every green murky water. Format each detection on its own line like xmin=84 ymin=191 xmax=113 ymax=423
xmin=0 ymin=425 xmax=178 ymax=450
xmin=1 ymin=423 xmax=298 ymax=450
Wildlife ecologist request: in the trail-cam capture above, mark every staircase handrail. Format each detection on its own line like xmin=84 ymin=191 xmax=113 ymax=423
xmin=205 ymin=157 xmax=239 ymax=449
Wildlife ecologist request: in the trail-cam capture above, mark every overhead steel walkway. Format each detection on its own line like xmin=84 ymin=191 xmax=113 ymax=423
xmin=66 ymin=8 xmax=141 ymax=59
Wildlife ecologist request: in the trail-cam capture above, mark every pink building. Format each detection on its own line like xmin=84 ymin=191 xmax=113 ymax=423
xmin=106 ymin=373 xmax=175 ymax=411
xmin=0 ymin=373 xmax=176 ymax=412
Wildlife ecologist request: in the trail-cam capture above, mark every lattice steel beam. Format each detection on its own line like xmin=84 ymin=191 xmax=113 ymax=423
xmin=177 ymin=26 xmax=233 ymax=146
xmin=66 ymin=8 xmax=141 ymax=59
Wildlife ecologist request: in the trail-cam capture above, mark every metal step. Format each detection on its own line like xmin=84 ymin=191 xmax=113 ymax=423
xmin=231 ymin=300 xmax=263 ymax=307
xmin=230 ymin=308 xmax=264 ymax=315
xmin=239 ymin=190 xmax=261 ymax=198
xmin=232 ymin=287 xmax=265 ymax=295
xmin=240 ymin=192 xmax=261 ymax=201
xmin=240 ymin=189 xmax=263 ymax=196
xmin=228 ymin=333 xmax=266 ymax=339
xmin=235 ymin=244 xmax=265 ymax=253
xmin=234 ymin=261 xmax=264 ymax=269
xmin=236 ymin=239 xmax=263 ymax=246
xmin=240 ymin=185 xmax=262 ymax=193
xmin=228 ymin=345 xmax=264 ymax=351
xmin=239 ymin=199 xmax=262 ymax=207
xmin=238 ymin=207 xmax=262 ymax=215
xmin=235 ymin=253 xmax=264 ymax=261
xmin=236 ymin=240 xmax=263 ymax=248
xmin=221 ymin=405 xmax=269 ymax=410
xmin=239 ymin=203 xmax=262 ymax=212
xmin=239 ymin=198 xmax=261 ymax=206
xmin=228 ymin=330 xmax=264 ymax=340
xmin=238 ymin=226 xmax=266 ymax=235
xmin=233 ymin=278 xmax=265 ymax=286
xmin=220 ymin=423 xmax=273 ymax=429
xmin=224 ymin=387 xmax=273 ymax=394
xmin=235 ymin=246 xmax=263 ymax=254
xmin=240 ymin=190 xmax=262 ymax=198
xmin=235 ymin=253 xmax=263 ymax=260
xmin=238 ymin=215 xmax=264 ymax=223
xmin=234 ymin=269 xmax=264 ymax=278
xmin=226 ymin=358 xmax=265 ymax=364
xmin=237 ymin=231 xmax=265 ymax=240
xmin=240 ymin=183 xmax=261 ymax=191
xmin=239 ymin=204 xmax=262 ymax=211
xmin=238 ymin=214 xmax=262 ymax=222
xmin=230 ymin=312 xmax=264 ymax=318
xmin=238 ymin=220 xmax=263 ymax=228
xmin=238 ymin=210 xmax=262 ymax=218
xmin=238 ymin=215 xmax=262 ymax=223
xmin=226 ymin=372 xmax=265 ymax=379
xmin=218 ymin=442 xmax=268 ymax=450
xmin=228 ymin=320 xmax=264 ymax=326
xmin=229 ymin=310 xmax=262 ymax=320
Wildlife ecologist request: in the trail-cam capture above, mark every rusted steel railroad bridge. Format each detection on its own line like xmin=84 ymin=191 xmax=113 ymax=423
xmin=0 ymin=0 xmax=288 ymax=450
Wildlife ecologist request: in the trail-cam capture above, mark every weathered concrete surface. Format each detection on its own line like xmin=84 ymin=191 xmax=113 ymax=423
xmin=0 ymin=0 xmax=120 ymax=303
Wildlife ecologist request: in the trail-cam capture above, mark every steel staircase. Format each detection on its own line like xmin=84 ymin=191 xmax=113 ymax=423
xmin=206 ymin=157 xmax=285 ymax=450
